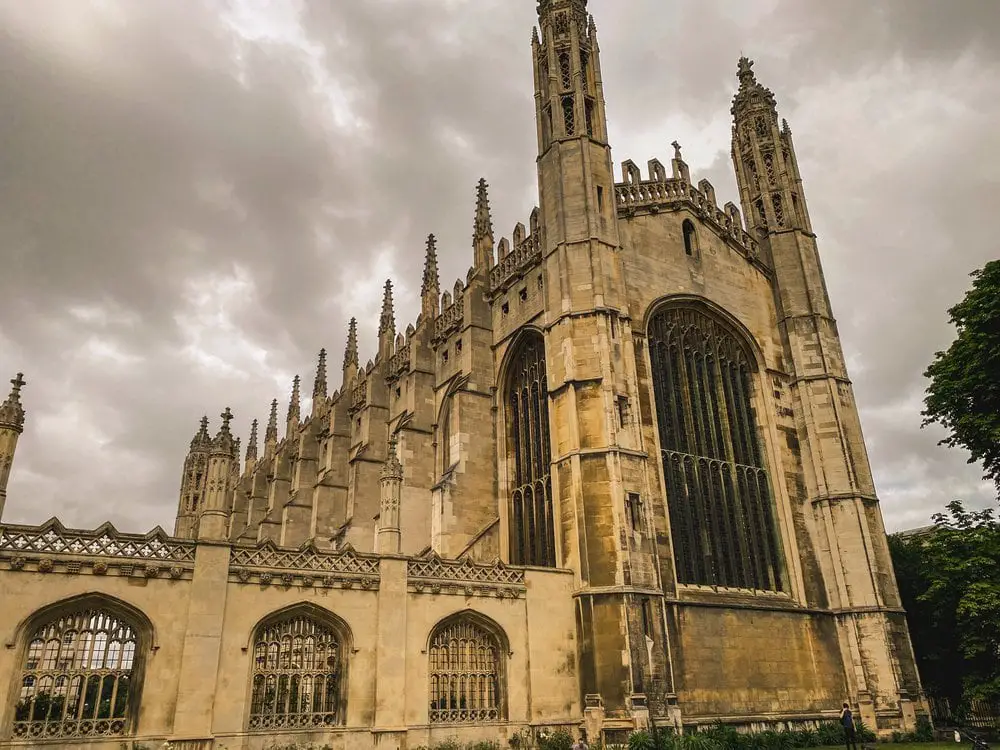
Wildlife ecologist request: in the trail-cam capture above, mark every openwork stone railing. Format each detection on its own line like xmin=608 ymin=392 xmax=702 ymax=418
xmin=615 ymin=177 xmax=760 ymax=261
xmin=408 ymin=554 xmax=526 ymax=598
xmin=0 ymin=519 xmax=196 ymax=579
xmin=230 ymin=540 xmax=380 ymax=590
xmin=433 ymin=296 xmax=464 ymax=341
xmin=489 ymin=234 xmax=542 ymax=293
xmin=386 ymin=343 xmax=411 ymax=380
xmin=349 ymin=379 xmax=368 ymax=412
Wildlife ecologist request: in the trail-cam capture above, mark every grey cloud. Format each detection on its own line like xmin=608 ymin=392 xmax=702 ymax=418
xmin=0 ymin=0 xmax=996 ymax=534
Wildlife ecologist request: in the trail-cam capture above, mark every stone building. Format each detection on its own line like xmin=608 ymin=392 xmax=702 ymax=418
xmin=0 ymin=1 xmax=927 ymax=748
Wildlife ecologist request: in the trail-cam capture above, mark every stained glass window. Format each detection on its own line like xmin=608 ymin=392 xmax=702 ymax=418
xmin=428 ymin=617 xmax=504 ymax=724
xmin=13 ymin=607 xmax=139 ymax=739
xmin=648 ymin=305 xmax=784 ymax=591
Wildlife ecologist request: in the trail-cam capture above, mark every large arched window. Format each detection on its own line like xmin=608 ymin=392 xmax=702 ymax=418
xmin=12 ymin=602 xmax=145 ymax=740
xmin=505 ymin=333 xmax=555 ymax=567
xmin=648 ymin=304 xmax=784 ymax=591
xmin=247 ymin=608 xmax=350 ymax=730
xmin=428 ymin=613 xmax=506 ymax=724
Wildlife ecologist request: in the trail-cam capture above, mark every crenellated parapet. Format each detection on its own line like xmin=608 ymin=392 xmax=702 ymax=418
xmin=615 ymin=156 xmax=763 ymax=268
xmin=488 ymin=210 xmax=543 ymax=295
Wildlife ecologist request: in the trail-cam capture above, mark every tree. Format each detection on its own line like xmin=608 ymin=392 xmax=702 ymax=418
xmin=923 ymin=260 xmax=1000 ymax=494
xmin=890 ymin=501 xmax=1000 ymax=707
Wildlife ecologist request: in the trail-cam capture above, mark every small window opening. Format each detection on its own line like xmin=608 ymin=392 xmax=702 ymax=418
xmin=682 ymin=219 xmax=697 ymax=256
xmin=519 ymin=288 xmax=528 ymax=302
xmin=395 ymin=387 xmax=401 ymax=398
xmin=501 ymin=302 xmax=509 ymax=316
xmin=442 ymin=350 xmax=449 ymax=363
xmin=627 ymin=492 xmax=643 ymax=531
xmin=596 ymin=185 xmax=604 ymax=214
xmin=455 ymin=339 xmax=463 ymax=353
xmin=610 ymin=316 xmax=618 ymax=340
xmin=640 ymin=597 xmax=653 ymax=637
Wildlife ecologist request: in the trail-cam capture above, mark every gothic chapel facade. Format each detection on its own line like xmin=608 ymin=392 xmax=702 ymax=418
xmin=0 ymin=1 xmax=926 ymax=748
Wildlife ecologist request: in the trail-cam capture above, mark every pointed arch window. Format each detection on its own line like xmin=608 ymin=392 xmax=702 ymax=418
xmin=428 ymin=614 xmax=506 ymax=724
xmin=682 ymin=220 xmax=698 ymax=257
xmin=648 ymin=304 xmax=784 ymax=591
xmin=12 ymin=603 xmax=145 ymax=739
xmin=248 ymin=610 xmax=349 ymax=730
xmin=505 ymin=333 xmax=555 ymax=567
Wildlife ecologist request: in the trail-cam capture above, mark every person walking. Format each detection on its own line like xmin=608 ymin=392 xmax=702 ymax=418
xmin=571 ymin=734 xmax=589 ymax=750
xmin=840 ymin=702 xmax=859 ymax=750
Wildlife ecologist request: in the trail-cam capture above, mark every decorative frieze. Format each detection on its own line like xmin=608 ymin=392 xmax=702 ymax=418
xmin=229 ymin=539 xmax=381 ymax=590
xmin=407 ymin=553 xmax=526 ymax=598
xmin=0 ymin=519 xmax=196 ymax=579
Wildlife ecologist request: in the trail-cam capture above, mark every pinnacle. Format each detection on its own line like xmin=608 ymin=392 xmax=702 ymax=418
xmin=474 ymin=178 xmax=493 ymax=242
xmin=212 ymin=407 xmax=236 ymax=453
xmin=189 ymin=415 xmax=212 ymax=451
xmin=246 ymin=419 xmax=259 ymax=461
xmin=379 ymin=280 xmax=395 ymax=336
xmin=313 ymin=348 xmax=328 ymax=400
xmin=0 ymin=372 xmax=26 ymax=432
xmin=731 ymin=54 xmax=776 ymax=118
xmin=421 ymin=235 xmax=440 ymax=298
xmin=265 ymin=399 xmax=279 ymax=444
xmin=287 ymin=376 xmax=301 ymax=424
xmin=343 ymin=317 xmax=359 ymax=370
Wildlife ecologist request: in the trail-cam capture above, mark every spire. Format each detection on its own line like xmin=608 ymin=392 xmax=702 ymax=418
xmin=265 ymin=399 xmax=279 ymax=444
xmin=212 ymin=407 xmax=236 ymax=454
xmin=286 ymin=376 xmax=301 ymax=435
xmin=246 ymin=419 xmax=258 ymax=462
xmin=190 ymin=415 xmax=212 ymax=451
xmin=421 ymin=235 xmax=441 ymax=319
xmin=473 ymin=179 xmax=495 ymax=269
xmin=344 ymin=318 xmax=359 ymax=370
xmin=0 ymin=373 xmax=26 ymax=433
xmin=313 ymin=349 xmax=328 ymax=401
xmin=378 ymin=280 xmax=395 ymax=337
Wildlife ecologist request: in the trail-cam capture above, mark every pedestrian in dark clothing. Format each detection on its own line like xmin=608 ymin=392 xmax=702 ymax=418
xmin=840 ymin=703 xmax=859 ymax=750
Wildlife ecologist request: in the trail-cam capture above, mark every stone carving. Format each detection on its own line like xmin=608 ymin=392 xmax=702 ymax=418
xmin=407 ymin=553 xmax=525 ymax=597
xmin=229 ymin=540 xmax=380 ymax=590
xmin=0 ymin=518 xmax=196 ymax=562
xmin=488 ymin=233 xmax=542 ymax=294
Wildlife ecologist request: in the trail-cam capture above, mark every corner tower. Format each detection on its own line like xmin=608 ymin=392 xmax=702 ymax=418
xmin=731 ymin=58 xmax=924 ymax=730
xmin=530 ymin=0 xmax=660 ymax=726
xmin=174 ymin=416 xmax=211 ymax=539
xmin=0 ymin=373 xmax=26 ymax=519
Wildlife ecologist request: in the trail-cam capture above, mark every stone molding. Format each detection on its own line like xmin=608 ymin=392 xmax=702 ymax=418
xmin=228 ymin=539 xmax=381 ymax=590
xmin=407 ymin=553 xmax=526 ymax=598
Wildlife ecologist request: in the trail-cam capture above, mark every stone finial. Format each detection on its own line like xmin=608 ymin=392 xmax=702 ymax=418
xmin=381 ymin=432 xmax=404 ymax=481
xmin=190 ymin=415 xmax=212 ymax=451
xmin=313 ymin=349 xmax=328 ymax=402
xmin=378 ymin=280 xmax=395 ymax=337
xmin=421 ymin=234 xmax=441 ymax=309
xmin=246 ymin=419 xmax=259 ymax=462
xmin=474 ymin=178 xmax=493 ymax=243
xmin=286 ymin=376 xmax=301 ymax=432
xmin=212 ymin=407 xmax=236 ymax=453
xmin=731 ymin=55 xmax=777 ymax=119
xmin=0 ymin=373 xmax=26 ymax=433
xmin=671 ymin=140 xmax=683 ymax=161
xmin=344 ymin=317 xmax=359 ymax=370
xmin=265 ymin=399 xmax=279 ymax=445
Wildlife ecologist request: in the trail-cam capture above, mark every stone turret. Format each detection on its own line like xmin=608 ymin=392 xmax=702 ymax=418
xmin=377 ymin=433 xmax=403 ymax=554
xmin=198 ymin=407 xmax=237 ymax=541
xmin=173 ymin=416 xmax=211 ymax=538
xmin=0 ymin=373 xmax=27 ymax=519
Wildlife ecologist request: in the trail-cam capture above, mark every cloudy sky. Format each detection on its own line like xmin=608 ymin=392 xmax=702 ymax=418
xmin=1 ymin=0 xmax=997 ymax=535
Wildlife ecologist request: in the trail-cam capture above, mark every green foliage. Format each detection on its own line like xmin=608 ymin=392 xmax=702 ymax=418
xmin=923 ymin=260 xmax=1000 ymax=494
xmin=891 ymin=501 xmax=1000 ymax=705
xmin=537 ymin=729 xmax=574 ymax=750
xmin=628 ymin=730 xmax=656 ymax=750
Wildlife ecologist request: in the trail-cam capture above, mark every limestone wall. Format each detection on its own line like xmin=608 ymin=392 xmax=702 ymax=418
xmin=0 ymin=521 xmax=580 ymax=750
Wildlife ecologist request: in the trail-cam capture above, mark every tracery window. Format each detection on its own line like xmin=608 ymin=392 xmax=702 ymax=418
xmin=428 ymin=616 xmax=505 ymax=724
xmin=13 ymin=607 xmax=140 ymax=739
xmin=648 ymin=304 xmax=784 ymax=591
xmin=506 ymin=333 xmax=555 ymax=567
xmin=248 ymin=613 xmax=347 ymax=730
xmin=562 ymin=96 xmax=575 ymax=136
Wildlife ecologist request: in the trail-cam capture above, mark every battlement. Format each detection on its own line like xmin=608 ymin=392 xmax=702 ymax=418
xmin=489 ymin=208 xmax=542 ymax=294
xmin=615 ymin=158 xmax=762 ymax=266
